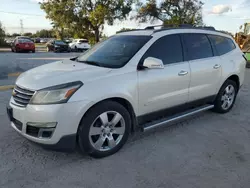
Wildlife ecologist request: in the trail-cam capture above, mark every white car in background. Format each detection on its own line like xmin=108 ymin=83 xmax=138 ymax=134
xmin=69 ymin=39 xmax=91 ymax=52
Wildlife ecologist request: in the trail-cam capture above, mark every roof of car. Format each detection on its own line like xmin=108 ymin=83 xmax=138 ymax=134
xmin=115 ymin=25 xmax=231 ymax=38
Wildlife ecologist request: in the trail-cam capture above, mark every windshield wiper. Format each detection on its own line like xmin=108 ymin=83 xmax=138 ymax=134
xmin=76 ymin=59 xmax=102 ymax=67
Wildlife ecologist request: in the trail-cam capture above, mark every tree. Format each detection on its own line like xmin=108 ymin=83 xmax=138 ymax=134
xmin=40 ymin=0 xmax=134 ymax=42
xmin=23 ymin=32 xmax=33 ymax=37
xmin=0 ymin=21 xmax=6 ymax=47
xmin=12 ymin=33 xmax=20 ymax=37
xmin=35 ymin=29 xmax=54 ymax=38
xmin=136 ymin=0 xmax=204 ymax=26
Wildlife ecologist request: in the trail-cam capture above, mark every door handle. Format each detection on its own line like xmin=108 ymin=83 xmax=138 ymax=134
xmin=178 ymin=70 xmax=188 ymax=76
xmin=213 ymin=64 xmax=221 ymax=69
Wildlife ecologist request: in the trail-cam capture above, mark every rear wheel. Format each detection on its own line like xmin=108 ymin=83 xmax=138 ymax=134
xmin=32 ymin=50 xmax=35 ymax=53
xmin=78 ymin=101 xmax=131 ymax=158
xmin=213 ymin=80 xmax=238 ymax=113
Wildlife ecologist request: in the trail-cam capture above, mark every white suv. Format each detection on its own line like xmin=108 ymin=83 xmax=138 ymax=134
xmin=7 ymin=26 xmax=246 ymax=158
xmin=69 ymin=39 xmax=91 ymax=52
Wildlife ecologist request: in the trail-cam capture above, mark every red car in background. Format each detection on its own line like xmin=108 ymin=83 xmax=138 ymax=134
xmin=11 ymin=38 xmax=35 ymax=53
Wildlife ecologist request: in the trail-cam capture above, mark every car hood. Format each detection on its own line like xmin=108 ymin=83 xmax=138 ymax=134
xmin=16 ymin=59 xmax=112 ymax=90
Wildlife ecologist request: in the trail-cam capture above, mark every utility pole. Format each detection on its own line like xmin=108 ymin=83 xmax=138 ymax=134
xmin=20 ymin=19 xmax=24 ymax=35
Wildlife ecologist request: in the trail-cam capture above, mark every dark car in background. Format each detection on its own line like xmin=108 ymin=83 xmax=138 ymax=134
xmin=46 ymin=40 xmax=70 ymax=52
xmin=11 ymin=38 xmax=35 ymax=53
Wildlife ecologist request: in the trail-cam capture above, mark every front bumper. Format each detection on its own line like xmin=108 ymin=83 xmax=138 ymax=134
xmin=8 ymin=97 xmax=91 ymax=149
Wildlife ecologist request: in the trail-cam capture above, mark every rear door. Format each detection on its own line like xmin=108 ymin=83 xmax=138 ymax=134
xmin=182 ymin=33 xmax=222 ymax=102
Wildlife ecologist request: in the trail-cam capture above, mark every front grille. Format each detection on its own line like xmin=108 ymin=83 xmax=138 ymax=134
xmin=13 ymin=118 xmax=23 ymax=131
xmin=26 ymin=125 xmax=39 ymax=137
xmin=13 ymin=85 xmax=35 ymax=107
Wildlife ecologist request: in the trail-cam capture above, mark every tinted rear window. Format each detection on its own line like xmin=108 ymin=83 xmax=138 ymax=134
xmin=79 ymin=40 xmax=88 ymax=43
xmin=208 ymin=35 xmax=236 ymax=56
xmin=183 ymin=33 xmax=213 ymax=61
xmin=18 ymin=39 xmax=33 ymax=43
xmin=55 ymin=40 xmax=66 ymax=45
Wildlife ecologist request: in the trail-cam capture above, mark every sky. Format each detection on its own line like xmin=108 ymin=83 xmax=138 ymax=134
xmin=0 ymin=0 xmax=250 ymax=36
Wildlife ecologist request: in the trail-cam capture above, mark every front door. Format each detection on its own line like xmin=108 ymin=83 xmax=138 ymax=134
xmin=138 ymin=34 xmax=191 ymax=116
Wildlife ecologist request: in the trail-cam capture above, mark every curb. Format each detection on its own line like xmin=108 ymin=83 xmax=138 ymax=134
xmin=0 ymin=85 xmax=14 ymax=91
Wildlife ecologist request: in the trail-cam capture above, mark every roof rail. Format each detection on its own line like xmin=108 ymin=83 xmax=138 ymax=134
xmin=116 ymin=29 xmax=144 ymax=33
xmin=144 ymin=25 xmax=164 ymax=30
xmin=152 ymin=25 xmax=217 ymax=33
xmin=144 ymin=24 xmax=194 ymax=30
xmin=196 ymin=26 xmax=216 ymax=31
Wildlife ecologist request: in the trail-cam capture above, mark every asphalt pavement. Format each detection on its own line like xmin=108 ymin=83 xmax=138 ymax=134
xmin=0 ymin=51 xmax=81 ymax=86
xmin=1 ymin=52 xmax=250 ymax=187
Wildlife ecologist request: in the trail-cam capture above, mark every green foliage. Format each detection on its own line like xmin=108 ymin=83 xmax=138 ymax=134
xmin=40 ymin=0 xmax=134 ymax=42
xmin=0 ymin=21 xmax=7 ymax=47
xmin=34 ymin=29 xmax=54 ymax=38
xmin=11 ymin=33 xmax=20 ymax=37
xmin=23 ymin=32 xmax=33 ymax=37
xmin=136 ymin=0 xmax=204 ymax=26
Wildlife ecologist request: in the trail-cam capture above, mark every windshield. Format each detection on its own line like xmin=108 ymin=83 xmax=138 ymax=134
xmin=76 ymin=35 xmax=151 ymax=68
xmin=55 ymin=40 xmax=66 ymax=45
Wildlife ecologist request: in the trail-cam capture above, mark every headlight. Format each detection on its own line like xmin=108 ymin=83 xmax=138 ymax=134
xmin=30 ymin=81 xmax=83 ymax=105
xmin=54 ymin=45 xmax=59 ymax=48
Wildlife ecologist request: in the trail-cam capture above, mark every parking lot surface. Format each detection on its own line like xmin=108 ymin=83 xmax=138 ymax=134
xmin=1 ymin=52 xmax=250 ymax=188
xmin=0 ymin=52 xmax=81 ymax=86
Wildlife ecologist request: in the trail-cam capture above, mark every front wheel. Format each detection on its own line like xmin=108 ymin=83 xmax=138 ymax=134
xmin=213 ymin=80 xmax=238 ymax=113
xmin=77 ymin=101 xmax=131 ymax=158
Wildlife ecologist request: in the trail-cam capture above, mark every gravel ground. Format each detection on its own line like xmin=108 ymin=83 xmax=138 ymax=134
xmin=1 ymin=52 xmax=250 ymax=187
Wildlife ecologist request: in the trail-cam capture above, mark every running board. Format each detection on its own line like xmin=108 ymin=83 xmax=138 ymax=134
xmin=143 ymin=104 xmax=214 ymax=132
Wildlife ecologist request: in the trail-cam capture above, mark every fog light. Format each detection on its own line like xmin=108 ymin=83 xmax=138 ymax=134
xmin=26 ymin=122 xmax=57 ymax=128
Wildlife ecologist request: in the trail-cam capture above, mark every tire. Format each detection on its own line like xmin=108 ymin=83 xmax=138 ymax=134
xmin=77 ymin=101 xmax=131 ymax=158
xmin=74 ymin=46 xmax=78 ymax=52
xmin=32 ymin=50 xmax=35 ymax=53
xmin=213 ymin=80 xmax=238 ymax=113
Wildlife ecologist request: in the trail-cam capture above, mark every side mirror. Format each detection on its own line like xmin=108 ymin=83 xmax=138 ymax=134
xmin=143 ymin=57 xmax=164 ymax=69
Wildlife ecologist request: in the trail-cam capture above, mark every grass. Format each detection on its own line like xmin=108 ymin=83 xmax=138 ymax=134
xmin=245 ymin=53 xmax=250 ymax=61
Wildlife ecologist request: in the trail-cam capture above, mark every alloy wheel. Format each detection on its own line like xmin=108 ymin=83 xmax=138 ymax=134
xmin=88 ymin=111 xmax=125 ymax=151
xmin=221 ymin=84 xmax=235 ymax=110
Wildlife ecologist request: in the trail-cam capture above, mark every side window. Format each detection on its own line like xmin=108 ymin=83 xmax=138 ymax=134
xmin=141 ymin=34 xmax=183 ymax=65
xmin=208 ymin=35 xmax=236 ymax=56
xmin=183 ymin=33 xmax=213 ymax=61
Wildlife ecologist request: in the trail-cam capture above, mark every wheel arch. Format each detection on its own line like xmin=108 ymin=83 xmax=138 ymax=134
xmin=79 ymin=97 xmax=138 ymax=133
xmin=226 ymin=74 xmax=240 ymax=91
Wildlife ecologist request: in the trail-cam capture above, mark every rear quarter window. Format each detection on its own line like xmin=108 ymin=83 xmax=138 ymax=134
xmin=208 ymin=35 xmax=236 ymax=56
